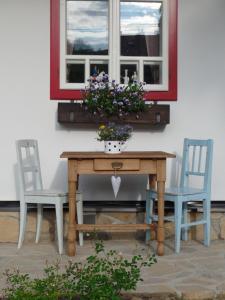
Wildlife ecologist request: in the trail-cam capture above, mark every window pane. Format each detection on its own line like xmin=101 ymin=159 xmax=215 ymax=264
xmin=120 ymin=1 xmax=162 ymax=56
xmin=67 ymin=0 xmax=109 ymax=55
xmin=90 ymin=60 xmax=108 ymax=77
xmin=120 ymin=63 xmax=138 ymax=84
xmin=66 ymin=61 xmax=85 ymax=83
xmin=144 ymin=62 xmax=162 ymax=84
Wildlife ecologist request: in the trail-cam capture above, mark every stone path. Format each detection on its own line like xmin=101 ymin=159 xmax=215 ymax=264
xmin=1 ymin=239 xmax=225 ymax=299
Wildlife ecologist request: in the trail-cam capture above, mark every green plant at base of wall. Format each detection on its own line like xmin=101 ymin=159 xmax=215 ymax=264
xmin=3 ymin=240 xmax=156 ymax=300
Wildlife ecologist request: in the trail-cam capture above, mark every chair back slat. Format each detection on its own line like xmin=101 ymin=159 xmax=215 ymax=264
xmin=187 ymin=171 xmax=205 ymax=176
xmin=16 ymin=140 xmax=43 ymax=196
xmin=180 ymin=138 xmax=213 ymax=193
xmin=191 ymin=146 xmax=196 ymax=172
xmin=198 ymin=146 xmax=203 ymax=172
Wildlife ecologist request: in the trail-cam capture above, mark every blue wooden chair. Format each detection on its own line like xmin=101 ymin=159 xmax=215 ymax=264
xmin=146 ymin=138 xmax=213 ymax=253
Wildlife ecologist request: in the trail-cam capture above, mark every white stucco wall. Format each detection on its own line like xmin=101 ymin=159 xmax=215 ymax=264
xmin=0 ymin=0 xmax=225 ymax=201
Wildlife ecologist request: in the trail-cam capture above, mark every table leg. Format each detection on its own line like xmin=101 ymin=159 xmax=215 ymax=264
xmin=157 ymin=180 xmax=165 ymax=256
xmin=68 ymin=160 xmax=78 ymax=256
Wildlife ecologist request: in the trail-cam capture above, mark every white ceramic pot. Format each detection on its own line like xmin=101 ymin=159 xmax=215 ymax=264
xmin=104 ymin=141 xmax=124 ymax=154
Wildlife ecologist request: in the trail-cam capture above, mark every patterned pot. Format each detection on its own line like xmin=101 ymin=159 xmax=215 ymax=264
xmin=104 ymin=141 xmax=124 ymax=154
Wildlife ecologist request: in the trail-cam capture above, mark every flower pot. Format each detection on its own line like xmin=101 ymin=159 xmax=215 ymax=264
xmin=104 ymin=141 xmax=124 ymax=154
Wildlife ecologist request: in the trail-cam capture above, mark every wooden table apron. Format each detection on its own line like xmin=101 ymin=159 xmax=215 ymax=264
xmin=60 ymin=151 xmax=175 ymax=257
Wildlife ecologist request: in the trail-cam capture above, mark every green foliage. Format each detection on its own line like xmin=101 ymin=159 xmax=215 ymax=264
xmin=97 ymin=123 xmax=132 ymax=142
xmin=82 ymin=74 xmax=147 ymax=118
xmin=3 ymin=240 xmax=157 ymax=300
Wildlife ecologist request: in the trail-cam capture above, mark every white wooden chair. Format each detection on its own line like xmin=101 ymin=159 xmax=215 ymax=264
xmin=16 ymin=139 xmax=83 ymax=254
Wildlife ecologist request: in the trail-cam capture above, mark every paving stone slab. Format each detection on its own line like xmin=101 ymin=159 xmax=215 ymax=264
xmin=1 ymin=240 xmax=225 ymax=299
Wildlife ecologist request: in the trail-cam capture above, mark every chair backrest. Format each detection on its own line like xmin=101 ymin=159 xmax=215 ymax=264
xmin=180 ymin=138 xmax=213 ymax=193
xmin=16 ymin=140 xmax=43 ymax=196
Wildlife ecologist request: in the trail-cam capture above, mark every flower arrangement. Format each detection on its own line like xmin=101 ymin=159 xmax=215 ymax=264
xmin=82 ymin=73 xmax=147 ymax=118
xmin=97 ymin=123 xmax=132 ymax=142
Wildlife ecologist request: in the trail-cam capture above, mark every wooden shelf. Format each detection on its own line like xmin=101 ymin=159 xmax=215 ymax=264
xmin=76 ymin=223 xmax=155 ymax=232
xmin=57 ymin=103 xmax=170 ymax=126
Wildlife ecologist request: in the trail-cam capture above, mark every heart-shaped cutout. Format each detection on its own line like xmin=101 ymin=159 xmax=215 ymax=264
xmin=111 ymin=176 xmax=121 ymax=198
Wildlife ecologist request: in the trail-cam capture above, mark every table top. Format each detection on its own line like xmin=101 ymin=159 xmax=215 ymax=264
xmin=60 ymin=151 xmax=175 ymax=159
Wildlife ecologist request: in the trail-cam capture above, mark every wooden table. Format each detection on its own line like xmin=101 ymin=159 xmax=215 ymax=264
xmin=60 ymin=151 xmax=175 ymax=256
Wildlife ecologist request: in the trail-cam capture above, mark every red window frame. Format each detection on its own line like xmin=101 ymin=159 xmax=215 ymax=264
xmin=50 ymin=0 xmax=177 ymax=101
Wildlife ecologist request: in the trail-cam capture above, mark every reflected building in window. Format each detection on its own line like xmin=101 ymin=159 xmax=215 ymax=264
xmin=121 ymin=34 xmax=160 ymax=57
xmin=120 ymin=1 xmax=162 ymax=57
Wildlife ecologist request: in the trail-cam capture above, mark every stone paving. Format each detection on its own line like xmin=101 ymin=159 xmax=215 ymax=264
xmin=1 ymin=239 xmax=225 ymax=299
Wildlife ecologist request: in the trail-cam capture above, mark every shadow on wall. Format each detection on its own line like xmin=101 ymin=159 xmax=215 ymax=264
xmin=47 ymin=154 xmax=183 ymax=202
xmin=77 ymin=174 xmax=148 ymax=201
xmin=14 ymin=161 xmax=69 ymax=201
xmin=50 ymin=161 xmax=68 ymax=192
xmin=51 ymin=164 xmax=149 ymax=202
xmin=13 ymin=163 xmax=20 ymax=202
xmin=169 ymin=152 xmax=182 ymax=188
xmin=13 ymin=154 xmax=183 ymax=203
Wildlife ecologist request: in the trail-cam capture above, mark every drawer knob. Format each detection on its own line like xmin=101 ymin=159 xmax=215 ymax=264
xmin=111 ymin=162 xmax=123 ymax=170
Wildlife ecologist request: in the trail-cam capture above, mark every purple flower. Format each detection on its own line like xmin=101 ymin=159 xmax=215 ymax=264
xmin=83 ymin=74 xmax=146 ymax=117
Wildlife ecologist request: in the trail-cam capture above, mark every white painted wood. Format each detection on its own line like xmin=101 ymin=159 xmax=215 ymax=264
xmin=18 ymin=202 xmax=27 ymax=249
xmin=76 ymin=193 xmax=84 ymax=246
xmin=35 ymin=203 xmax=43 ymax=243
xmin=16 ymin=140 xmax=84 ymax=253
xmin=55 ymin=200 xmax=63 ymax=254
xmin=161 ymin=0 xmax=169 ymax=90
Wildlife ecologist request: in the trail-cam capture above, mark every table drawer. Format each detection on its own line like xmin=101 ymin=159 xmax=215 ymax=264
xmin=94 ymin=159 xmax=140 ymax=171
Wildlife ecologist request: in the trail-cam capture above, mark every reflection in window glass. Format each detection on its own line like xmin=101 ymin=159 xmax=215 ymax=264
xmin=90 ymin=61 xmax=108 ymax=77
xmin=144 ymin=63 xmax=161 ymax=84
xmin=120 ymin=1 xmax=162 ymax=56
xmin=66 ymin=62 xmax=85 ymax=83
xmin=120 ymin=63 xmax=138 ymax=84
xmin=67 ymin=0 xmax=109 ymax=55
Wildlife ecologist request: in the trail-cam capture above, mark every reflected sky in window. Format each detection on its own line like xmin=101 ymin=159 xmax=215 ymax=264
xmin=67 ymin=0 xmax=108 ymax=55
xmin=120 ymin=2 xmax=162 ymax=36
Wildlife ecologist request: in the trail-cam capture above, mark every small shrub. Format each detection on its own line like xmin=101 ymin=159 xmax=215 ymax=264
xmin=3 ymin=240 xmax=156 ymax=300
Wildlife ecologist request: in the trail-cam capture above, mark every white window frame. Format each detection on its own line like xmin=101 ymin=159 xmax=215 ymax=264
xmin=59 ymin=0 xmax=168 ymax=91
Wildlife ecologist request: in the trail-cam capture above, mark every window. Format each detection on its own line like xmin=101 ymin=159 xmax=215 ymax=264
xmin=50 ymin=0 xmax=177 ymax=100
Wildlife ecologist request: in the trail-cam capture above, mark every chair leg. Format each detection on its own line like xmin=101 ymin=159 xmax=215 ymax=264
xmin=182 ymin=202 xmax=188 ymax=241
xmin=175 ymin=199 xmax=182 ymax=254
xmin=55 ymin=201 xmax=64 ymax=255
xmin=35 ymin=204 xmax=43 ymax=243
xmin=146 ymin=190 xmax=153 ymax=243
xmin=76 ymin=193 xmax=83 ymax=246
xmin=18 ymin=202 xmax=27 ymax=249
xmin=203 ymin=198 xmax=211 ymax=247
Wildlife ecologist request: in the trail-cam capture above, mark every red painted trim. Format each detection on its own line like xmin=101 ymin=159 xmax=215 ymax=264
xmin=50 ymin=0 xmax=177 ymax=101
xmin=145 ymin=0 xmax=178 ymax=101
xmin=50 ymin=0 xmax=58 ymax=99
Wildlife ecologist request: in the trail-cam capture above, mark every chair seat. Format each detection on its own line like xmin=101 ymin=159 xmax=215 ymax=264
xmin=151 ymin=187 xmax=206 ymax=196
xmin=25 ymin=189 xmax=68 ymax=197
